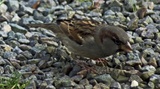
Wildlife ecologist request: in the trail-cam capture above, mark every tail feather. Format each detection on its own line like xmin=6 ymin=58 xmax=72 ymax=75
xmin=27 ymin=23 xmax=62 ymax=33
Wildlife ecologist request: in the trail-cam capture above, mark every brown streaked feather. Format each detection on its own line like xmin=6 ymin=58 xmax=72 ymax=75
xmin=58 ymin=19 xmax=102 ymax=45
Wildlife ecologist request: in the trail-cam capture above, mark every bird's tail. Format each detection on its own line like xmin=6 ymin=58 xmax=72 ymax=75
xmin=27 ymin=23 xmax=62 ymax=33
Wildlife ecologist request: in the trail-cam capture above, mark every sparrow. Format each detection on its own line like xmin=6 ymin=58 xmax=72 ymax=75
xmin=27 ymin=19 xmax=132 ymax=59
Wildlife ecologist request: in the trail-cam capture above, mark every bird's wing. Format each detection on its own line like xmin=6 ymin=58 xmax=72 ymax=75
xmin=27 ymin=19 xmax=103 ymax=45
xmin=58 ymin=19 xmax=102 ymax=45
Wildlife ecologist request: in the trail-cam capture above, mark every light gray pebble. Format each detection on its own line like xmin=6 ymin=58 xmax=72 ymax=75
xmin=93 ymin=83 xmax=109 ymax=89
xmin=30 ymin=44 xmax=47 ymax=54
xmin=3 ymin=51 xmax=17 ymax=59
xmin=4 ymin=65 xmax=15 ymax=74
xmin=154 ymin=5 xmax=160 ymax=10
xmin=8 ymin=31 xmax=16 ymax=39
xmin=131 ymin=80 xmax=138 ymax=88
xmin=27 ymin=59 xmax=41 ymax=64
xmin=110 ymin=82 xmax=121 ymax=89
xmin=20 ymin=4 xmax=34 ymax=14
xmin=21 ymin=51 xmax=33 ymax=59
xmin=0 ymin=66 xmax=4 ymax=74
xmin=0 ymin=4 xmax=8 ymax=13
xmin=84 ymin=84 xmax=93 ymax=89
xmin=19 ymin=44 xmax=32 ymax=51
xmin=10 ymin=23 xmax=27 ymax=34
xmin=95 ymin=74 xmax=115 ymax=85
xmin=0 ymin=57 xmax=6 ymax=65
xmin=0 ymin=31 xmax=7 ymax=38
xmin=39 ymin=81 xmax=47 ymax=89
xmin=71 ymin=75 xmax=83 ymax=82
xmin=46 ymin=84 xmax=56 ymax=89
xmin=13 ymin=46 xmax=23 ymax=54
xmin=33 ymin=11 xmax=45 ymax=21
xmin=1 ymin=23 xmax=12 ymax=32
xmin=18 ymin=39 xmax=30 ymax=44
xmin=104 ymin=10 xmax=115 ymax=15
xmin=11 ymin=14 xmax=21 ymax=22
xmin=7 ymin=0 xmax=19 ymax=12
xmin=79 ymin=79 xmax=89 ymax=85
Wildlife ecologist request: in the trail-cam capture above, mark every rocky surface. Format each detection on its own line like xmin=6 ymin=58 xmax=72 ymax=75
xmin=0 ymin=0 xmax=160 ymax=89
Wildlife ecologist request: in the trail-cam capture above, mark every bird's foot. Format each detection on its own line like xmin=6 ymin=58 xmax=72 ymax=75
xmin=95 ymin=58 xmax=108 ymax=67
xmin=74 ymin=60 xmax=97 ymax=75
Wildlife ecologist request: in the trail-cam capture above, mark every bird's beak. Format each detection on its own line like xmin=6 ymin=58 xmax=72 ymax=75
xmin=120 ymin=42 xmax=132 ymax=52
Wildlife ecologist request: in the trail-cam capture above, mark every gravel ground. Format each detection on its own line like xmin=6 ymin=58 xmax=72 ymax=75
xmin=0 ymin=0 xmax=160 ymax=89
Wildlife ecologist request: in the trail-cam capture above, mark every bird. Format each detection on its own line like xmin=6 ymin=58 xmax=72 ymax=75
xmin=27 ymin=19 xmax=132 ymax=59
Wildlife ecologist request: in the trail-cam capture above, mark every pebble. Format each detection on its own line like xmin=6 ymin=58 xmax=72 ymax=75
xmin=131 ymin=80 xmax=138 ymax=88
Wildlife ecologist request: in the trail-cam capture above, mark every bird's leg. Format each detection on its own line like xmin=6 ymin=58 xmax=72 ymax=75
xmin=74 ymin=59 xmax=98 ymax=75
xmin=95 ymin=58 xmax=108 ymax=67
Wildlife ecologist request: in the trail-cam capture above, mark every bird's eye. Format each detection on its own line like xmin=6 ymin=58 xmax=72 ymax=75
xmin=114 ymin=40 xmax=121 ymax=45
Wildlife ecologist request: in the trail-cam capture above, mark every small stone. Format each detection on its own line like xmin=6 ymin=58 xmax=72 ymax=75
xmin=71 ymin=75 xmax=83 ymax=82
xmin=30 ymin=44 xmax=47 ymax=54
xmin=39 ymin=81 xmax=47 ymax=89
xmin=46 ymin=46 xmax=56 ymax=54
xmin=116 ymin=75 xmax=129 ymax=82
xmin=15 ymin=32 xmax=26 ymax=39
xmin=68 ymin=11 xmax=75 ymax=19
xmin=127 ymin=17 xmax=139 ymax=30
xmin=16 ymin=54 xmax=27 ymax=61
xmin=141 ymin=71 xmax=155 ymax=80
xmin=3 ymin=52 xmax=17 ymax=59
xmin=57 ymin=76 xmax=77 ymax=87
xmin=19 ymin=44 xmax=32 ymax=51
xmin=11 ymin=14 xmax=21 ymax=22
xmin=141 ymin=16 xmax=154 ymax=25
xmin=0 ymin=66 xmax=4 ymax=74
xmin=46 ymin=84 xmax=56 ymax=89
xmin=104 ymin=10 xmax=115 ymax=15
xmin=131 ymin=80 xmax=138 ymax=87
xmin=126 ymin=52 xmax=141 ymax=66
xmin=1 ymin=23 xmax=12 ymax=33
xmin=13 ymin=46 xmax=23 ymax=54
xmin=95 ymin=74 xmax=115 ymax=84
xmin=27 ymin=59 xmax=41 ymax=64
xmin=69 ymin=65 xmax=81 ymax=77
xmin=148 ymin=81 xmax=155 ymax=89
xmin=134 ymin=37 xmax=143 ymax=43
xmin=4 ymin=65 xmax=15 ymax=74
xmin=79 ymin=79 xmax=89 ymax=85
xmin=89 ymin=79 xmax=98 ymax=85
xmin=7 ymin=0 xmax=19 ymax=12
xmin=93 ymin=83 xmax=109 ymax=89
xmin=20 ymin=4 xmax=34 ymax=14
xmin=110 ymin=82 xmax=121 ymax=89
xmin=21 ymin=51 xmax=33 ymax=59
xmin=84 ymin=84 xmax=93 ymax=89
xmin=38 ymin=60 xmax=48 ymax=69
xmin=0 ymin=57 xmax=6 ymax=65
xmin=121 ymin=83 xmax=130 ymax=89
xmin=141 ymin=65 xmax=156 ymax=72
xmin=10 ymin=23 xmax=27 ymax=34
xmin=0 ymin=31 xmax=7 ymax=38
xmin=6 ymin=40 xmax=20 ymax=48
xmin=8 ymin=31 xmax=16 ymax=39
xmin=18 ymin=39 xmax=30 ymax=44
xmin=130 ymin=75 xmax=143 ymax=83
xmin=1 ymin=45 xmax=13 ymax=51
xmin=0 ymin=4 xmax=8 ymax=13
xmin=11 ymin=61 xmax=21 ymax=69
xmin=148 ymin=58 xmax=157 ymax=67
